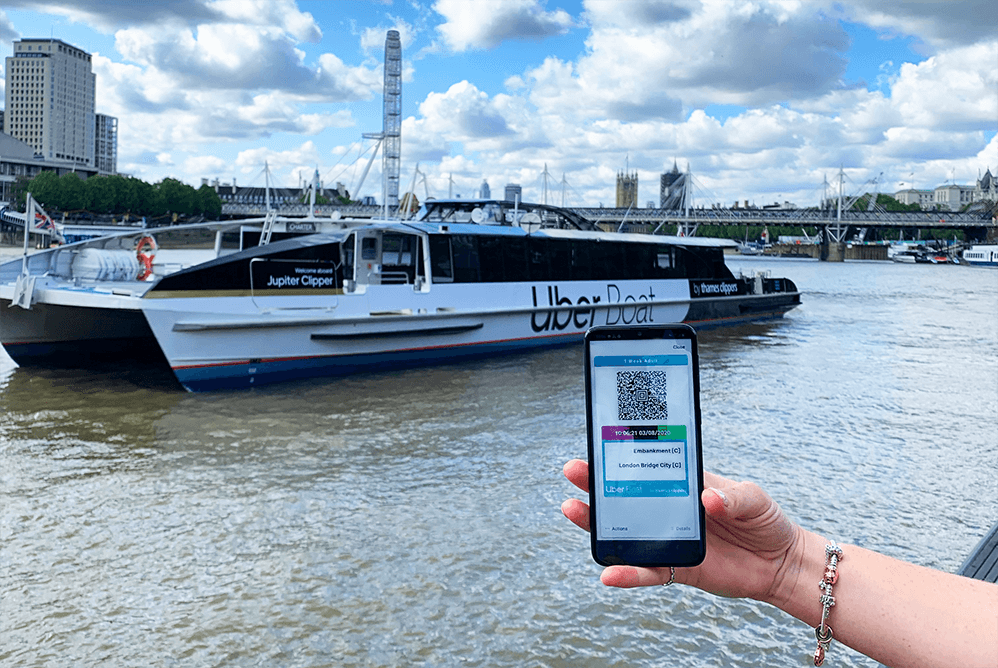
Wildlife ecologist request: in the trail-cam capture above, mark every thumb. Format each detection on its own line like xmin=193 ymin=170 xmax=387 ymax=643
xmin=702 ymin=480 xmax=776 ymax=523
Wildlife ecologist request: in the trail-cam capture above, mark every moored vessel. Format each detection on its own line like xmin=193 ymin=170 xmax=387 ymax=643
xmin=0 ymin=199 xmax=801 ymax=391
xmin=962 ymin=244 xmax=998 ymax=267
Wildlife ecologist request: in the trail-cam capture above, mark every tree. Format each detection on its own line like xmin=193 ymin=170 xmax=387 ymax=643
xmin=84 ymin=176 xmax=116 ymax=214
xmin=157 ymin=178 xmax=196 ymax=215
xmin=58 ymin=172 xmax=87 ymax=211
xmin=26 ymin=170 xmax=62 ymax=209
xmin=196 ymin=184 xmax=222 ymax=218
xmin=851 ymin=193 xmax=920 ymax=212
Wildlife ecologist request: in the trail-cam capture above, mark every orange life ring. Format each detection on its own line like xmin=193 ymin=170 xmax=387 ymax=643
xmin=136 ymin=236 xmax=157 ymax=280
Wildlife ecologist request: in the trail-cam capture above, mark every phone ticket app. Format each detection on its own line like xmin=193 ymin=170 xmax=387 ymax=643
xmin=590 ymin=340 xmax=702 ymax=541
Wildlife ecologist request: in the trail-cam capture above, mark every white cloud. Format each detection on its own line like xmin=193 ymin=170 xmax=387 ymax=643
xmin=110 ymin=23 xmax=374 ymax=97
xmin=184 ymin=154 xmax=229 ymax=176
xmin=210 ymin=0 xmax=322 ymax=42
xmin=235 ymin=141 xmax=322 ymax=173
xmin=0 ymin=9 xmax=19 ymax=45
xmin=890 ymin=41 xmax=998 ymax=131
xmin=360 ymin=20 xmax=418 ymax=54
xmin=512 ymin=0 xmax=853 ymax=127
xmin=5 ymin=0 xmax=322 ymax=40
xmin=434 ymin=0 xmax=575 ymax=51
xmin=828 ymin=0 xmax=998 ymax=49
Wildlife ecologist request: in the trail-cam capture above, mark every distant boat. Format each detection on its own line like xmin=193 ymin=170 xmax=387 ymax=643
xmin=962 ymin=244 xmax=998 ymax=267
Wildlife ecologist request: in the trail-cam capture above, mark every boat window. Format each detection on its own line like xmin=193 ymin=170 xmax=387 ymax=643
xmin=477 ymin=236 xmax=506 ymax=282
xmin=570 ymin=242 xmax=591 ymax=280
xmin=421 ymin=234 xmax=733 ymax=284
xmin=342 ymin=234 xmax=354 ymax=282
xmin=586 ymin=242 xmax=624 ymax=280
xmin=382 ymin=233 xmax=416 ymax=266
xmin=361 ymin=237 xmax=378 ymax=260
xmin=501 ymin=237 xmax=528 ymax=282
xmin=529 ymin=238 xmax=571 ymax=282
xmin=382 ymin=233 xmax=418 ymax=284
xmin=429 ymin=235 xmax=453 ymax=282
xmin=452 ymin=235 xmax=480 ymax=283
xmin=657 ymin=249 xmax=673 ymax=270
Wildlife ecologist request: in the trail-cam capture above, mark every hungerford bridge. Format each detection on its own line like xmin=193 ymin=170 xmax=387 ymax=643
xmin=221 ymin=200 xmax=996 ymax=262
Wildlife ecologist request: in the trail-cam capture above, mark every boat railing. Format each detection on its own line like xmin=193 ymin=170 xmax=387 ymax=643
xmin=380 ymin=270 xmax=413 ymax=285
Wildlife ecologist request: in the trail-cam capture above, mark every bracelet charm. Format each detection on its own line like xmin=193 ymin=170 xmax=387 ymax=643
xmin=813 ymin=541 xmax=842 ymax=666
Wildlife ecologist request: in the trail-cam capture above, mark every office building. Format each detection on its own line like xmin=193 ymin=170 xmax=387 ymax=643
xmin=95 ymin=113 xmax=118 ymax=175
xmin=504 ymin=183 xmax=522 ymax=202
xmin=4 ymin=38 xmax=96 ymax=167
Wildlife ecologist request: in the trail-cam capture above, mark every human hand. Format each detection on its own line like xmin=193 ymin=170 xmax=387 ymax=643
xmin=561 ymin=459 xmax=804 ymax=603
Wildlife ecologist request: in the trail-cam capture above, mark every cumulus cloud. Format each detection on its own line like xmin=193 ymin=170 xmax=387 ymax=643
xmin=889 ymin=42 xmax=998 ymax=131
xmin=830 ymin=0 xmax=998 ymax=49
xmin=235 ymin=141 xmax=322 ymax=172
xmin=434 ymin=0 xmax=575 ymax=51
xmin=184 ymin=154 xmax=229 ymax=176
xmin=0 ymin=9 xmax=20 ymax=45
xmin=110 ymin=23 xmax=379 ymax=99
xmin=562 ymin=0 xmax=851 ymax=120
xmin=3 ymin=0 xmax=321 ymax=40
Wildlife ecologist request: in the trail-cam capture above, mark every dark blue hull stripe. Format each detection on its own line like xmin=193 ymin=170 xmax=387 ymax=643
xmin=174 ymin=333 xmax=582 ymax=391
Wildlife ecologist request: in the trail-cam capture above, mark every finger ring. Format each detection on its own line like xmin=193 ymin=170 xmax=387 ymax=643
xmin=662 ymin=567 xmax=676 ymax=587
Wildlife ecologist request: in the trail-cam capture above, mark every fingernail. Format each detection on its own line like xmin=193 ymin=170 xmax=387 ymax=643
xmin=712 ymin=488 xmax=728 ymax=506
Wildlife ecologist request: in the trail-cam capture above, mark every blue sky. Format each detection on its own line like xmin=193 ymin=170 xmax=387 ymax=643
xmin=2 ymin=0 xmax=995 ymax=207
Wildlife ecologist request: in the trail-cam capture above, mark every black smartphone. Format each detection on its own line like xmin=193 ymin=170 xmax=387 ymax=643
xmin=584 ymin=324 xmax=707 ymax=567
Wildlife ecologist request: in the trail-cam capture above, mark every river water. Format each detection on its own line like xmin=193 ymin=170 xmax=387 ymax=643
xmin=1 ymin=257 xmax=996 ymax=667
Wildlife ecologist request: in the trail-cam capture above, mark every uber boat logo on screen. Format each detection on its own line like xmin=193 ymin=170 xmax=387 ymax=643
xmin=251 ymin=262 xmax=340 ymax=291
xmin=690 ymin=280 xmax=743 ymax=298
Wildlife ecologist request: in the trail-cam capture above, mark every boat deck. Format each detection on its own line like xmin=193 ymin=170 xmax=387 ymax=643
xmin=957 ymin=521 xmax=998 ymax=583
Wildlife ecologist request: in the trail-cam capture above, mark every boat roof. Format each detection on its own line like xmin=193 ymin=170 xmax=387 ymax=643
xmin=406 ymin=199 xmax=736 ymax=248
xmin=397 ymin=220 xmax=736 ymax=248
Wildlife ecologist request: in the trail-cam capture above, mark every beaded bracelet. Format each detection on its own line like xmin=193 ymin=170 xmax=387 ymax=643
xmin=813 ymin=541 xmax=843 ymax=666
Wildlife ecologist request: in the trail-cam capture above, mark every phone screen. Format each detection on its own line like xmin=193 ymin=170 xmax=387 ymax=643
xmin=584 ymin=325 xmax=706 ymax=567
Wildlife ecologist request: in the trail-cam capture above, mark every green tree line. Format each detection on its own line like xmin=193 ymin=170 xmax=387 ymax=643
xmin=17 ymin=171 xmax=222 ymax=219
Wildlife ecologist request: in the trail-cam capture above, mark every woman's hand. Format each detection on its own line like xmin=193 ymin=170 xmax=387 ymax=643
xmin=561 ymin=459 xmax=804 ymax=603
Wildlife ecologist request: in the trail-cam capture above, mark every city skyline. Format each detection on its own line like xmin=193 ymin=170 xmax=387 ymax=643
xmin=1 ymin=0 xmax=995 ymax=208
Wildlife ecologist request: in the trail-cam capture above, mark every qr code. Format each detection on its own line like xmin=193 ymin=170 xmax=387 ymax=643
xmin=617 ymin=371 xmax=668 ymax=420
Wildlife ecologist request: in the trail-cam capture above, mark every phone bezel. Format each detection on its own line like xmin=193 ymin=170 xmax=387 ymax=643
xmin=583 ymin=324 xmax=707 ymax=567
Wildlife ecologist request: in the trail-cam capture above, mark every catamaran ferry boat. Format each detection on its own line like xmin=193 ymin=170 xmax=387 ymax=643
xmin=0 ymin=200 xmax=801 ymax=391
xmin=961 ymin=244 xmax=998 ymax=267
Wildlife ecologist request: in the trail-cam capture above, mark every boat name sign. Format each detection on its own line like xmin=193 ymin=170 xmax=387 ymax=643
xmin=690 ymin=280 xmax=743 ymax=298
xmin=530 ymin=284 xmax=659 ymax=332
xmin=251 ymin=262 xmax=339 ymax=291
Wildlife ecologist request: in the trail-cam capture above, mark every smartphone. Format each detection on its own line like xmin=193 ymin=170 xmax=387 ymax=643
xmin=584 ymin=324 xmax=707 ymax=567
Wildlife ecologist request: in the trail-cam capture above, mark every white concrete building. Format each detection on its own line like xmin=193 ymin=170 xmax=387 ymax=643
xmin=934 ymin=184 xmax=975 ymax=210
xmin=894 ymin=170 xmax=996 ymax=211
xmin=4 ymin=38 xmax=96 ymax=167
xmin=894 ymin=188 xmax=934 ymax=208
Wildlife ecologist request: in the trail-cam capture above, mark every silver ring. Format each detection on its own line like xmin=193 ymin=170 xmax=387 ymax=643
xmin=662 ymin=567 xmax=676 ymax=587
